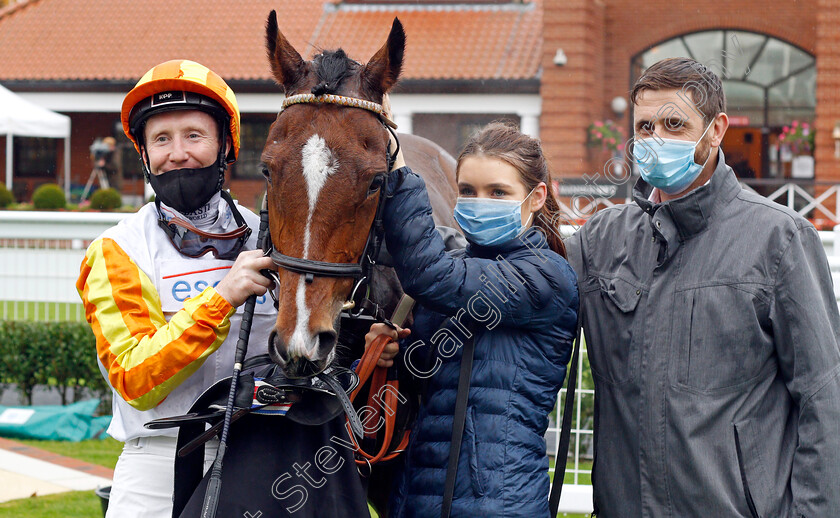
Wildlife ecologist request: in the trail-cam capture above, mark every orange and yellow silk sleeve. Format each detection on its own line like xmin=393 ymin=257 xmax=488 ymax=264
xmin=76 ymin=237 xmax=235 ymax=410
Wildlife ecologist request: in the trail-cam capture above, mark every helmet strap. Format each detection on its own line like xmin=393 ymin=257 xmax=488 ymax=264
xmin=215 ymin=119 xmax=228 ymax=192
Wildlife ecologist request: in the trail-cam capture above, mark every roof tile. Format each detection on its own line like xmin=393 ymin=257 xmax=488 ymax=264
xmin=0 ymin=0 xmax=540 ymax=83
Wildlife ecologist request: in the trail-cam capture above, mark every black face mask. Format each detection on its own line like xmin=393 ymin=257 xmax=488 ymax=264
xmin=149 ymin=164 xmax=222 ymax=213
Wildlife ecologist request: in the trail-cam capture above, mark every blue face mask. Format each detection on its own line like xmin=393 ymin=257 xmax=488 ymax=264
xmin=454 ymin=191 xmax=534 ymax=247
xmin=633 ymin=120 xmax=714 ymax=195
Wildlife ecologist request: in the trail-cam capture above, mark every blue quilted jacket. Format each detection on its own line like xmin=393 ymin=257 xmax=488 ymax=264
xmin=383 ymin=168 xmax=579 ymax=517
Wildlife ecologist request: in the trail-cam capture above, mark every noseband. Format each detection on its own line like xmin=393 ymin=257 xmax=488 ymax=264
xmin=263 ymin=93 xmax=401 ymax=320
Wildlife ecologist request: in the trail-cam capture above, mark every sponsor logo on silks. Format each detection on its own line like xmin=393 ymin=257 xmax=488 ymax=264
xmin=158 ymin=259 xmax=274 ymax=315
xmin=251 ymin=378 xmax=294 ymax=416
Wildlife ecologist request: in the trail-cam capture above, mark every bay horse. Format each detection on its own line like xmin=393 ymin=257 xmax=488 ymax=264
xmin=262 ymin=12 xmax=457 ymax=378
xmin=260 ymin=13 xmax=459 ymax=515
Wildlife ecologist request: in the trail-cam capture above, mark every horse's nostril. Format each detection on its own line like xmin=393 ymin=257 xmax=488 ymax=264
xmin=317 ymin=330 xmax=337 ymax=352
xmin=269 ymin=331 xmax=289 ymax=363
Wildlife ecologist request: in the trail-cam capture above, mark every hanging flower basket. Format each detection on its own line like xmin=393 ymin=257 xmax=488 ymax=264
xmin=587 ymin=120 xmax=626 ymax=154
xmin=780 ymin=121 xmax=815 ymax=179
xmin=779 ymin=120 xmax=814 ymax=155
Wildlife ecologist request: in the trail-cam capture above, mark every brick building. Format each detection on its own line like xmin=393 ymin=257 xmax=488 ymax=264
xmin=0 ymin=0 xmax=837 ymax=217
xmin=542 ymin=0 xmax=836 ymax=195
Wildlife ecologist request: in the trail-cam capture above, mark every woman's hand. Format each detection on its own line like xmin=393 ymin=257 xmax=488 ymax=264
xmin=382 ymin=94 xmax=406 ymax=171
xmin=365 ymin=322 xmax=411 ymax=368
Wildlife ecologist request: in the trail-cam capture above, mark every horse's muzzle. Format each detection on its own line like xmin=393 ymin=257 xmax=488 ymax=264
xmin=268 ymin=329 xmax=336 ymax=378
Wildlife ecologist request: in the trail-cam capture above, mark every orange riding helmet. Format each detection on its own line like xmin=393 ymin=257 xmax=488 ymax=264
xmin=121 ymin=60 xmax=241 ymax=165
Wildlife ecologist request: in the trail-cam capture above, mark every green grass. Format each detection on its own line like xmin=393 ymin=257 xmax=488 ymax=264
xmin=0 ymin=490 xmax=103 ymax=517
xmin=15 ymin=437 xmax=123 ymax=469
xmin=0 ymin=438 xmax=120 ymax=517
xmin=0 ymin=301 xmax=85 ymax=322
xmin=549 ymin=456 xmax=593 ymax=486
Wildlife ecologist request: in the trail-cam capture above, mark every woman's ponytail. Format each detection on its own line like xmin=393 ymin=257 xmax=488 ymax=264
xmin=457 ymin=121 xmax=567 ymax=258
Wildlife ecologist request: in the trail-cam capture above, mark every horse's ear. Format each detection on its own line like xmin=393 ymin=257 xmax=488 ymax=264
xmin=265 ymin=10 xmax=306 ymax=91
xmin=363 ymin=18 xmax=405 ymax=97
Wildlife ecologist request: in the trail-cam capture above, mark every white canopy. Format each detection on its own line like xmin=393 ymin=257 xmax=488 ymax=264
xmin=0 ymin=82 xmax=71 ymax=196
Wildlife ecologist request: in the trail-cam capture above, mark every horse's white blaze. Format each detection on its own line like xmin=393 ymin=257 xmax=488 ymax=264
xmin=289 ymin=277 xmax=312 ymax=358
xmin=301 ymin=134 xmax=337 ymax=211
xmin=289 ymin=134 xmax=338 ymax=358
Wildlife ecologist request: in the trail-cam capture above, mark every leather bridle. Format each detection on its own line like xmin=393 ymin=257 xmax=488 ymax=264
xmin=262 ymin=93 xmax=401 ymax=320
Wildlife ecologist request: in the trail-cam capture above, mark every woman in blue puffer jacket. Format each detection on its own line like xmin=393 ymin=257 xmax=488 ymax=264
xmin=365 ymin=121 xmax=579 ymax=517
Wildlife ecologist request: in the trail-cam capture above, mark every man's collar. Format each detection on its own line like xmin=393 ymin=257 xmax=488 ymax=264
xmin=633 ymin=148 xmax=741 ymax=240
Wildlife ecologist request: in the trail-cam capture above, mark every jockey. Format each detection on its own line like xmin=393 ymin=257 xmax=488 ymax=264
xmin=76 ymin=60 xmax=276 ymax=518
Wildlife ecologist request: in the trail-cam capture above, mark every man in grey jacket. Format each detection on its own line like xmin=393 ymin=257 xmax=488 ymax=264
xmin=565 ymin=57 xmax=840 ymax=517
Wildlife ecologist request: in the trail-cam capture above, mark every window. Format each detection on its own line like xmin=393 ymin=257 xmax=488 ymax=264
xmin=414 ymin=113 xmax=520 ymax=158
xmin=114 ymin=124 xmax=144 ymax=181
xmin=13 ymin=137 xmax=57 ymax=177
xmin=233 ymin=116 xmax=275 ymax=179
xmin=633 ymin=30 xmax=816 ymax=129
xmin=632 ymin=30 xmax=816 ymax=179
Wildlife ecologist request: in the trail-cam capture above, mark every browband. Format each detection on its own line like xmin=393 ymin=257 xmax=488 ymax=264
xmin=281 ymin=93 xmax=398 ymax=129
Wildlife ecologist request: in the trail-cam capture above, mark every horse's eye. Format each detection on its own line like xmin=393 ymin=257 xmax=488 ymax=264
xmin=261 ymin=164 xmax=271 ymax=183
xmin=368 ymin=174 xmax=385 ymax=195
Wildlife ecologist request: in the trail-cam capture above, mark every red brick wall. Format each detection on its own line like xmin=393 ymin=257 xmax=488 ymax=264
xmin=542 ymin=0 xmax=823 ymax=179
xmin=541 ymin=0 xmax=606 ymax=179
xmin=816 ymin=0 xmax=840 ymax=182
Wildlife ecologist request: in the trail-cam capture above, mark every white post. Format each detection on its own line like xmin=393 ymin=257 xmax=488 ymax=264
xmin=520 ymin=114 xmax=539 ymax=138
xmin=834 ymin=224 xmax=840 ymax=258
xmin=5 ymin=133 xmax=12 ymax=191
xmin=64 ymin=136 xmax=71 ymax=200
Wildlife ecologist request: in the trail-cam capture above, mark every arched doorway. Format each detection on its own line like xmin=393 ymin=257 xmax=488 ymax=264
xmin=631 ymin=30 xmax=816 ymax=180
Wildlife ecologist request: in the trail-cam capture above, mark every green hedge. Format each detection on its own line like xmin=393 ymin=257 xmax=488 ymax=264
xmin=89 ymin=188 xmax=122 ymax=211
xmin=0 ymin=183 xmax=14 ymax=208
xmin=0 ymin=321 xmax=110 ymax=407
xmin=32 ymin=183 xmax=67 ymax=210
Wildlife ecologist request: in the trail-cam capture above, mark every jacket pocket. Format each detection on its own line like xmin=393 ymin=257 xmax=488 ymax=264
xmin=464 ymin=406 xmax=485 ymax=497
xmin=583 ymin=276 xmax=642 ymax=385
xmin=734 ymin=419 xmax=770 ymax=518
xmin=674 ymin=284 xmax=772 ymax=393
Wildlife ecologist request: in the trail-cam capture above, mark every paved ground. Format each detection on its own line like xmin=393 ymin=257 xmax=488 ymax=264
xmin=0 ymin=436 xmax=112 ymax=503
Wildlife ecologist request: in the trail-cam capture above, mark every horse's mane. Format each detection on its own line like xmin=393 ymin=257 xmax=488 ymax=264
xmin=311 ymin=49 xmax=359 ymax=96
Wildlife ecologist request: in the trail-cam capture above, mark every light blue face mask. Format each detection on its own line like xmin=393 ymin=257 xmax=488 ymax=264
xmin=453 ymin=191 xmax=534 ymax=247
xmin=633 ymin=120 xmax=714 ymax=195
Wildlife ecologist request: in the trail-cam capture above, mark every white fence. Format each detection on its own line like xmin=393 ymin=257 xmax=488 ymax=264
xmin=2 ymin=212 xmax=840 ymax=514
xmin=0 ymin=211 xmax=128 ymax=321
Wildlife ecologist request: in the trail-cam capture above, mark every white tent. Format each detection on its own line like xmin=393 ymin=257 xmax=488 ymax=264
xmin=0 ymin=83 xmax=71 ymax=197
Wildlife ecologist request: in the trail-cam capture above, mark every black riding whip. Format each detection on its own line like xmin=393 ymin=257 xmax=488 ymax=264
xmin=200 ymin=195 xmax=271 ymax=518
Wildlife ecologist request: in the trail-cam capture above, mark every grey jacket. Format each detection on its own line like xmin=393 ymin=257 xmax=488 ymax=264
xmin=565 ymin=151 xmax=840 ymax=518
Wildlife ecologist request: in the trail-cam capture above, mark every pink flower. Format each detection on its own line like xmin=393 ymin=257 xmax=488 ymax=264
xmin=779 ymin=134 xmax=786 ymax=141
xmin=618 ymin=143 xmax=625 ymax=151
xmin=596 ymin=131 xmax=603 ymax=139
xmin=792 ymin=120 xmax=799 ymax=127
xmin=783 ymin=126 xmax=790 ymax=133
xmin=803 ymin=122 xmax=810 ymax=130
xmin=607 ymin=138 xmax=616 ymax=145
xmin=594 ymin=121 xmax=604 ymax=127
